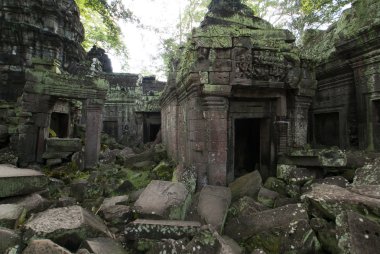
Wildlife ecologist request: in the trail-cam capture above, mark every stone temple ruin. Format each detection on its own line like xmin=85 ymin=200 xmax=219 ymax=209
xmin=160 ymin=0 xmax=316 ymax=186
xmin=1 ymin=0 xmax=380 ymax=253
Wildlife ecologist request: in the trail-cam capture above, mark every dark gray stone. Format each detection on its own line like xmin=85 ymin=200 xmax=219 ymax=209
xmin=228 ymin=171 xmax=262 ymax=201
xmin=80 ymin=237 xmax=128 ymax=254
xmin=197 ymin=185 xmax=231 ymax=232
xmin=22 ymin=239 xmax=72 ymax=254
xmin=124 ymin=219 xmax=201 ymax=240
xmin=0 ymin=165 xmax=48 ymax=198
xmin=24 ymin=206 xmax=112 ymax=251
xmin=0 ymin=227 xmax=21 ymax=253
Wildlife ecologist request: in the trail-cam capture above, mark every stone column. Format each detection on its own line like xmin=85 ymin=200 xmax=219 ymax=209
xmin=203 ymin=96 xmax=229 ymax=186
xmin=84 ymin=100 xmax=104 ymax=169
xmin=292 ymin=96 xmax=313 ymax=148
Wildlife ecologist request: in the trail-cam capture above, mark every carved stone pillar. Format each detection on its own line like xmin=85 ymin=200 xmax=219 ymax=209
xmin=84 ymin=100 xmax=104 ymax=169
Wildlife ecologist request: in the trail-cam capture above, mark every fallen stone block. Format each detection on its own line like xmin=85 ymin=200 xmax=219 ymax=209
xmin=227 ymin=196 xmax=268 ymax=222
xmin=277 ymin=164 xmax=317 ymax=184
xmin=80 ymin=237 xmax=128 ymax=254
xmin=22 ymin=239 xmax=72 ymax=254
xmin=0 ymin=227 xmax=21 ymax=253
xmin=0 ymin=165 xmax=48 ymax=198
xmin=101 ymin=195 xmax=129 ymax=208
xmin=0 ymin=204 xmax=25 ymax=229
xmin=302 ymin=184 xmax=380 ymax=219
xmin=135 ymin=238 xmax=188 ymax=254
xmin=197 ymin=185 xmax=231 ymax=232
xmin=134 ymin=180 xmax=189 ymax=220
xmin=228 ymin=171 xmax=262 ymax=201
xmin=99 ymin=205 xmax=131 ymax=227
xmin=353 ymin=158 xmax=380 ymax=186
xmin=257 ymin=187 xmax=280 ymax=208
xmin=349 ymin=185 xmax=380 ymax=199
xmin=124 ymin=219 xmax=201 ymax=240
xmin=24 ymin=206 xmax=112 ymax=251
xmin=0 ymin=193 xmax=51 ymax=215
xmin=263 ymin=177 xmax=287 ymax=196
xmin=336 ymin=211 xmax=380 ymax=254
xmin=219 ymin=235 xmax=242 ymax=254
xmin=224 ymin=204 xmax=308 ymax=242
xmin=45 ymin=138 xmax=82 ymax=153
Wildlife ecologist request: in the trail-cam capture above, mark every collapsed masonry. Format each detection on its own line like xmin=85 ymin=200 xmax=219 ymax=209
xmin=0 ymin=0 xmax=108 ymax=168
xmin=160 ymin=0 xmax=316 ymax=186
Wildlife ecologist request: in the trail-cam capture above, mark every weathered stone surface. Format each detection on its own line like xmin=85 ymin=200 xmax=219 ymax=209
xmin=0 ymin=193 xmax=50 ymax=215
xmin=0 ymin=204 xmax=25 ymax=229
xmin=314 ymin=176 xmax=349 ymax=188
xmin=0 ymin=227 xmax=21 ymax=253
xmin=22 ymin=239 xmax=72 ymax=254
xmin=284 ymin=149 xmax=347 ymax=168
xmin=349 ymin=185 xmax=380 ymax=199
xmin=302 ymin=184 xmax=380 ymax=219
xmin=198 ymin=185 xmax=231 ymax=232
xmin=80 ymin=237 xmax=128 ymax=254
xmin=353 ymin=158 xmax=380 ymax=186
xmin=257 ymin=187 xmax=280 ymax=208
xmin=124 ymin=219 xmax=201 ymax=240
xmin=336 ymin=211 xmax=380 ymax=254
xmin=134 ymin=180 xmax=189 ymax=220
xmin=101 ymin=195 xmax=129 ymax=208
xmin=228 ymin=196 xmax=268 ymax=220
xmin=277 ymin=164 xmax=317 ymax=184
xmin=0 ymin=165 xmax=48 ymax=198
xmin=310 ymin=218 xmax=339 ymax=253
xmin=24 ymin=206 xmax=111 ymax=250
xmin=224 ymin=204 xmax=308 ymax=242
xmin=228 ymin=171 xmax=262 ymax=201
xmin=220 ymin=235 xmax=242 ymax=254
xmin=263 ymin=177 xmax=287 ymax=196
xmin=45 ymin=138 xmax=82 ymax=153
xmin=99 ymin=205 xmax=131 ymax=227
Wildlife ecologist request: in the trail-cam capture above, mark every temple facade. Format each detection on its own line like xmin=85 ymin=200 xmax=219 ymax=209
xmin=160 ymin=0 xmax=316 ymax=186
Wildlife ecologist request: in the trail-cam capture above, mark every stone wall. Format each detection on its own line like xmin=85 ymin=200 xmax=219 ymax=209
xmin=102 ymin=73 xmax=165 ymax=146
xmin=160 ymin=0 xmax=316 ymax=187
xmin=305 ymin=0 xmax=380 ymax=151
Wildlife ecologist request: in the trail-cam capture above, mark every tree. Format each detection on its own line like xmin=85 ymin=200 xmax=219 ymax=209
xmin=74 ymin=0 xmax=132 ymax=69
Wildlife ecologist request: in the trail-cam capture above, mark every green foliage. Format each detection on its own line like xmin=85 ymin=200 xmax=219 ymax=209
xmin=74 ymin=0 xmax=130 ymax=67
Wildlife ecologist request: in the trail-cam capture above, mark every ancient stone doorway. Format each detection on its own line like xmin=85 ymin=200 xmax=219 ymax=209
xmin=50 ymin=112 xmax=69 ymax=138
xmin=314 ymin=112 xmax=340 ymax=147
xmin=234 ymin=118 xmax=261 ymax=177
xmin=103 ymin=121 xmax=118 ymax=138
xmin=148 ymin=123 xmax=161 ymax=142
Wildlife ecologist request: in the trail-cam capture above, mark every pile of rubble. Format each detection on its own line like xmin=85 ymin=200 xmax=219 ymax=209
xmin=1 ymin=148 xmax=380 ymax=253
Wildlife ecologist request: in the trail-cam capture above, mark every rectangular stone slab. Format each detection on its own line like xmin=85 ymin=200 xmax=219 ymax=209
xmin=0 ymin=165 xmax=48 ymax=198
xmin=125 ymin=219 xmax=201 ymax=240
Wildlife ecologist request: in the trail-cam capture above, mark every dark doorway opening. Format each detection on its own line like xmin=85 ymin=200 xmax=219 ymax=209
xmin=149 ymin=124 xmax=161 ymax=142
xmin=103 ymin=121 xmax=118 ymax=138
xmin=234 ymin=118 xmax=261 ymax=178
xmin=374 ymin=100 xmax=380 ymax=124
xmin=314 ymin=112 xmax=340 ymax=147
xmin=50 ymin=112 xmax=69 ymax=138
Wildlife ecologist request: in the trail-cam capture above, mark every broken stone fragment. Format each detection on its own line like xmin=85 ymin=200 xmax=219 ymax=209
xmin=219 ymin=235 xmax=242 ymax=254
xmin=124 ymin=219 xmax=201 ymax=240
xmin=197 ymin=185 xmax=231 ymax=233
xmin=309 ymin=218 xmax=340 ymax=253
xmin=0 ymin=227 xmax=21 ymax=253
xmin=263 ymin=177 xmax=287 ymax=196
xmin=22 ymin=239 xmax=72 ymax=254
xmin=80 ymin=237 xmax=128 ymax=254
xmin=277 ymin=164 xmax=317 ymax=184
xmin=227 ymin=196 xmax=268 ymax=222
xmin=99 ymin=205 xmax=131 ymax=228
xmin=336 ymin=211 xmax=380 ymax=254
xmin=349 ymin=185 xmax=380 ymax=199
xmin=302 ymin=184 xmax=380 ymax=219
xmin=257 ymin=187 xmax=280 ymax=208
xmin=0 ymin=165 xmax=48 ymax=198
xmin=0 ymin=193 xmax=51 ymax=215
xmin=133 ymin=180 xmax=190 ymax=220
xmin=353 ymin=158 xmax=380 ymax=186
xmin=224 ymin=204 xmax=308 ymax=242
xmin=0 ymin=204 xmax=26 ymax=229
xmin=100 ymin=195 xmax=129 ymax=208
xmin=228 ymin=170 xmax=262 ymax=201
xmin=24 ymin=206 xmax=112 ymax=251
